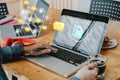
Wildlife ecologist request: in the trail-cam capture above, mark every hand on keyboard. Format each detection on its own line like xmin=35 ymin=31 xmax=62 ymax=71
xmin=24 ymin=43 xmax=58 ymax=56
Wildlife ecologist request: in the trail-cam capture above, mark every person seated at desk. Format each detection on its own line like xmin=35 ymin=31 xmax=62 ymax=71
xmin=0 ymin=43 xmax=98 ymax=80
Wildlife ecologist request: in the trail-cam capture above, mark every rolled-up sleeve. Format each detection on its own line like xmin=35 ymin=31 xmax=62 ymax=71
xmin=1 ymin=44 xmax=25 ymax=63
xmin=70 ymin=76 xmax=80 ymax=80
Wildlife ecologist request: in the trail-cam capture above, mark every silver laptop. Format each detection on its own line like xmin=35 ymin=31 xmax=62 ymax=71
xmin=27 ymin=9 xmax=109 ymax=77
xmin=0 ymin=0 xmax=49 ymax=38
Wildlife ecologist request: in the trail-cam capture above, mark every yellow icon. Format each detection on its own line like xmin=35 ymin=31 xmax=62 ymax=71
xmin=30 ymin=6 xmax=37 ymax=12
xmin=41 ymin=25 xmax=47 ymax=30
xmin=53 ymin=21 xmax=65 ymax=31
xmin=18 ymin=19 xmax=24 ymax=24
xmin=23 ymin=0 xmax=29 ymax=6
xmin=24 ymin=27 xmax=31 ymax=32
xmin=35 ymin=18 xmax=41 ymax=24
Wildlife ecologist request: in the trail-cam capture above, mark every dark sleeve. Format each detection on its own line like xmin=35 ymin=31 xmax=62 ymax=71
xmin=70 ymin=76 xmax=80 ymax=80
xmin=0 ymin=66 xmax=9 ymax=80
xmin=1 ymin=44 xmax=25 ymax=63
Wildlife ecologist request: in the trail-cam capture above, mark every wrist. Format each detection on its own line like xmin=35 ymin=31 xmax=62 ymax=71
xmin=74 ymin=73 xmax=84 ymax=80
xmin=23 ymin=47 xmax=30 ymax=56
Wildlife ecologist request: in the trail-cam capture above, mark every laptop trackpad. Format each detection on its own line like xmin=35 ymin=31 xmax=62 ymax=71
xmin=27 ymin=54 xmax=80 ymax=77
xmin=27 ymin=54 xmax=60 ymax=66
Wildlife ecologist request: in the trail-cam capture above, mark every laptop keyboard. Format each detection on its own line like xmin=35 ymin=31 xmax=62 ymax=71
xmin=13 ymin=24 xmax=33 ymax=37
xmin=49 ymin=46 xmax=87 ymax=66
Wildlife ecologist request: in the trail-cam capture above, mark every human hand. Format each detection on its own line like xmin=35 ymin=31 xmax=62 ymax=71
xmin=23 ymin=42 xmax=58 ymax=56
xmin=75 ymin=63 xmax=98 ymax=80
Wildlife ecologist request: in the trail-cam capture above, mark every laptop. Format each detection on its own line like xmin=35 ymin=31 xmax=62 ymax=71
xmin=0 ymin=0 xmax=49 ymax=38
xmin=0 ymin=3 xmax=14 ymax=24
xmin=27 ymin=9 xmax=109 ymax=77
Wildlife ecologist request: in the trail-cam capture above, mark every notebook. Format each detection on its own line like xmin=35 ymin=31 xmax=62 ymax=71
xmin=0 ymin=0 xmax=49 ymax=38
xmin=26 ymin=9 xmax=109 ymax=77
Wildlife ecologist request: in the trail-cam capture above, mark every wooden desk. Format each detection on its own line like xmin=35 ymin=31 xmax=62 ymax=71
xmin=101 ymin=21 xmax=120 ymax=80
xmin=2 ymin=7 xmax=120 ymax=80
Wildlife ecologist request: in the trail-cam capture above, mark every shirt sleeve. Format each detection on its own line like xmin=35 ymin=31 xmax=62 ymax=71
xmin=70 ymin=76 xmax=80 ymax=80
xmin=1 ymin=44 xmax=25 ymax=63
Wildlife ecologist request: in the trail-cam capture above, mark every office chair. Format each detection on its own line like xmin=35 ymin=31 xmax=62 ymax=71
xmin=89 ymin=0 xmax=118 ymax=49
xmin=0 ymin=3 xmax=9 ymax=15
xmin=89 ymin=0 xmax=120 ymax=21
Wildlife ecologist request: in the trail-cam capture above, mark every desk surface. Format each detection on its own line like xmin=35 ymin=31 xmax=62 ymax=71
xmin=2 ymin=5 xmax=120 ymax=80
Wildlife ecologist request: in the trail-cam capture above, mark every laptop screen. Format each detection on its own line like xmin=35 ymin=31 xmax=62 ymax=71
xmin=53 ymin=9 xmax=109 ymax=56
xmin=30 ymin=0 xmax=49 ymax=37
xmin=34 ymin=0 xmax=49 ymax=26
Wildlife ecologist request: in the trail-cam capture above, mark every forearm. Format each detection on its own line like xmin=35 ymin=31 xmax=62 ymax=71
xmin=1 ymin=44 xmax=25 ymax=63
